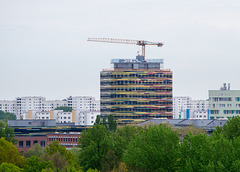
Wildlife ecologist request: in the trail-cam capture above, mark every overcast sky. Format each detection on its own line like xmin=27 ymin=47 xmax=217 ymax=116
xmin=0 ymin=0 xmax=240 ymax=101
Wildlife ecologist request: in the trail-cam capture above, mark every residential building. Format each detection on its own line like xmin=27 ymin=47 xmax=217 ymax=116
xmin=20 ymin=110 xmax=99 ymax=126
xmin=209 ymin=83 xmax=240 ymax=119
xmin=0 ymin=96 xmax=100 ymax=119
xmin=101 ymin=55 xmax=173 ymax=124
xmin=0 ymin=100 xmax=16 ymax=114
xmin=173 ymin=97 xmax=208 ymax=119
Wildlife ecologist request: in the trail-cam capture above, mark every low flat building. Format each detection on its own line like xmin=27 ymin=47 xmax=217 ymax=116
xmin=140 ymin=118 xmax=228 ymax=132
xmin=16 ymin=132 xmax=81 ymax=153
xmin=8 ymin=119 xmax=56 ymax=127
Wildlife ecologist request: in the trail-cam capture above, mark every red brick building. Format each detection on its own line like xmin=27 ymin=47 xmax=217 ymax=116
xmin=16 ymin=133 xmax=80 ymax=153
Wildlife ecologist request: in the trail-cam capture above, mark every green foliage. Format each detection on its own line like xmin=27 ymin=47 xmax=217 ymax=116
xmin=102 ymin=116 xmax=107 ymax=128
xmin=0 ymin=137 xmax=26 ymax=167
xmin=86 ymin=169 xmax=99 ymax=172
xmin=178 ymin=132 xmax=240 ymax=171
xmin=94 ymin=115 xmax=117 ymax=132
xmin=122 ymin=124 xmax=180 ymax=172
xmin=44 ymin=140 xmax=81 ymax=171
xmin=0 ymin=111 xmax=16 ymax=123
xmin=214 ymin=116 xmax=240 ymax=140
xmin=55 ymin=106 xmax=73 ymax=112
xmin=113 ymin=126 xmax=142 ymax=160
xmin=79 ymin=124 xmax=113 ymax=171
xmin=0 ymin=163 xmax=23 ymax=172
xmin=0 ymin=122 xmax=17 ymax=144
xmin=94 ymin=115 xmax=101 ymax=125
xmin=24 ymin=156 xmax=53 ymax=172
xmin=24 ymin=143 xmax=44 ymax=158
xmin=108 ymin=115 xmax=117 ymax=132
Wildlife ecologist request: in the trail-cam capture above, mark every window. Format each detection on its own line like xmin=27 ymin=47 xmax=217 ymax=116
xmin=41 ymin=141 xmax=45 ymax=147
xmin=33 ymin=140 xmax=38 ymax=145
xmin=19 ymin=141 xmax=23 ymax=148
xmin=26 ymin=141 xmax=31 ymax=147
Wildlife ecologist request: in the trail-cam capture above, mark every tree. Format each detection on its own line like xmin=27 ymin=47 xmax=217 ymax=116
xmin=43 ymin=140 xmax=81 ymax=171
xmin=0 ymin=111 xmax=16 ymax=123
xmin=0 ymin=138 xmax=26 ymax=167
xmin=112 ymin=125 xmax=142 ymax=162
xmin=123 ymin=124 xmax=180 ymax=171
xmin=178 ymin=132 xmax=240 ymax=171
xmin=0 ymin=122 xmax=17 ymax=144
xmin=24 ymin=156 xmax=53 ymax=172
xmin=214 ymin=116 xmax=240 ymax=140
xmin=94 ymin=115 xmax=101 ymax=125
xmin=0 ymin=163 xmax=23 ymax=172
xmin=79 ymin=124 xmax=113 ymax=171
xmin=94 ymin=115 xmax=117 ymax=132
xmin=102 ymin=116 xmax=107 ymax=128
xmin=108 ymin=115 xmax=117 ymax=132
xmin=24 ymin=143 xmax=45 ymax=158
xmin=55 ymin=106 xmax=72 ymax=112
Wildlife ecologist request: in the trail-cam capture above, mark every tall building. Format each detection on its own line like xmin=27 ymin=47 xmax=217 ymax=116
xmin=100 ymin=55 xmax=173 ymax=124
xmin=209 ymin=83 xmax=240 ymax=119
xmin=173 ymin=96 xmax=209 ymax=119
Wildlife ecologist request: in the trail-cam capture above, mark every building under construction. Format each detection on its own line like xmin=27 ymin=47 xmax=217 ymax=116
xmin=100 ymin=55 xmax=172 ymax=125
xmin=89 ymin=38 xmax=172 ymax=124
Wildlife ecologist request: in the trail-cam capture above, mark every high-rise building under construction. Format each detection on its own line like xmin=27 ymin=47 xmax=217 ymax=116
xmin=100 ymin=55 xmax=173 ymax=124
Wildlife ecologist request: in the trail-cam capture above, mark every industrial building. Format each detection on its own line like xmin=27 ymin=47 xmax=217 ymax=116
xmin=101 ymin=55 xmax=172 ymax=124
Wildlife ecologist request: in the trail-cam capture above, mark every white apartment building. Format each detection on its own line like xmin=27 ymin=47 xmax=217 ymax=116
xmin=173 ymin=97 xmax=209 ymax=119
xmin=0 ymin=100 xmax=16 ymax=114
xmin=173 ymin=97 xmax=191 ymax=119
xmin=41 ymin=100 xmax=68 ymax=112
xmin=67 ymin=96 xmax=100 ymax=112
xmin=0 ymin=96 xmax=100 ymax=119
xmin=23 ymin=110 xmax=99 ymax=126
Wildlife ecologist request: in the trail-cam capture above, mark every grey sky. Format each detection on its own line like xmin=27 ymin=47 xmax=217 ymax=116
xmin=0 ymin=0 xmax=240 ymax=100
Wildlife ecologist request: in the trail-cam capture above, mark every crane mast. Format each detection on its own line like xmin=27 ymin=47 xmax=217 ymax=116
xmin=87 ymin=38 xmax=163 ymax=60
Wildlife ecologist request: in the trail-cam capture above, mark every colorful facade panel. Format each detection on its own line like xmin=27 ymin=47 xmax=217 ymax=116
xmin=100 ymin=70 xmax=173 ymax=122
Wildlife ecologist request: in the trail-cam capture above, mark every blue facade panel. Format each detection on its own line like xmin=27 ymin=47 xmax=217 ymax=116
xmin=186 ymin=109 xmax=190 ymax=119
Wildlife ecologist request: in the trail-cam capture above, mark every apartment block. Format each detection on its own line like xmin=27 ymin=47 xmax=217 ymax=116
xmin=173 ymin=97 xmax=208 ymax=119
xmin=209 ymin=84 xmax=240 ymax=119
xmin=22 ymin=110 xmax=99 ymax=126
xmin=0 ymin=96 xmax=100 ymax=119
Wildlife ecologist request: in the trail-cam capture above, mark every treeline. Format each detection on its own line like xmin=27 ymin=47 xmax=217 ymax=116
xmin=78 ymin=117 xmax=240 ymax=171
xmin=1 ymin=116 xmax=240 ymax=171
xmin=0 ymin=110 xmax=16 ymax=123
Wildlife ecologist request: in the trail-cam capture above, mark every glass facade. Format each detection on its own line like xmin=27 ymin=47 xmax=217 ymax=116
xmin=100 ymin=69 xmax=173 ymax=124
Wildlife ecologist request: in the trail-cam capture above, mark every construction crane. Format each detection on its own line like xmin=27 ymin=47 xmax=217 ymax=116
xmin=87 ymin=38 xmax=163 ymax=60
